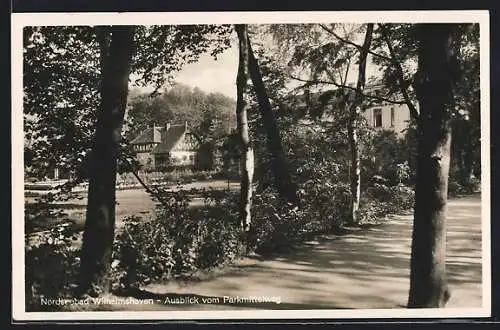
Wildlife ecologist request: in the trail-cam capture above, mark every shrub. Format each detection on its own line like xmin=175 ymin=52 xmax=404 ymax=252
xmin=25 ymin=221 xmax=80 ymax=311
xmin=364 ymin=182 xmax=415 ymax=215
xmin=361 ymin=130 xmax=416 ymax=186
xmin=110 ymin=189 xmax=241 ymax=292
xmin=448 ymin=175 xmax=481 ymax=197
xmin=250 ymin=190 xmax=307 ymax=254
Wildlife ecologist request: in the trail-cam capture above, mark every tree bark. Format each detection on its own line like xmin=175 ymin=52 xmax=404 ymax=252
xmin=235 ymin=24 xmax=254 ymax=233
xmin=346 ymin=23 xmax=373 ymax=224
xmin=408 ymin=23 xmax=457 ymax=308
xmin=79 ymin=26 xmax=135 ymax=295
xmin=246 ymin=37 xmax=300 ymax=206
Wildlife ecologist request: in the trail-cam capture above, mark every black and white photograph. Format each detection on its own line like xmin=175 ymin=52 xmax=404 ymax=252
xmin=11 ymin=11 xmax=491 ymax=320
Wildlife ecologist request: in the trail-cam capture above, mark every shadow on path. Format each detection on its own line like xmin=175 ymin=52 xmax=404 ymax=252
xmin=109 ymin=194 xmax=483 ymax=311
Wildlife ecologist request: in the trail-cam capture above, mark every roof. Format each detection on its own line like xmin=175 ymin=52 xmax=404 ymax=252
xmin=130 ymin=123 xmax=190 ymax=154
xmin=130 ymin=126 xmax=162 ymax=144
xmin=151 ymin=124 xmax=187 ymax=154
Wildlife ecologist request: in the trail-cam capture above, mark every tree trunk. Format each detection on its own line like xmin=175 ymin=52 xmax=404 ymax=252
xmin=246 ymin=37 xmax=300 ymax=206
xmin=346 ymin=117 xmax=361 ymax=223
xmin=346 ymin=23 xmax=373 ymax=224
xmin=408 ymin=23 xmax=457 ymax=308
xmin=235 ymin=24 xmax=254 ymax=233
xmin=79 ymin=26 xmax=135 ymax=295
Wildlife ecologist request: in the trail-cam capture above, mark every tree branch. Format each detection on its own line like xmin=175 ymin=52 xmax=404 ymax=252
xmin=378 ymin=24 xmax=420 ymax=121
xmin=342 ymin=57 xmax=351 ymax=86
xmin=120 ymin=156 xmax=172 ymax=209
xmin=289 ymin=75 xmax=407 ymax=106
xmin=318 ymin=24 xmax=392 ymax=62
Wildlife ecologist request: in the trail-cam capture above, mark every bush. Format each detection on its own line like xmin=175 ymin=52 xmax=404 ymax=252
xmin=25 ymin=222 xmax=80 ymax=311
xmin=250 ymin=175 xmax=353 ymax=255
xmin=362 ymin=130 xmax=416 ymax=186
xmin=448 ymin=175 xmax=481 ymax=197
xmin=110 ymin=189 xmax=242 ymax=292
xmin=250 ymin=190 xmax=307 ymax=254
xmin=364 ymin=182 xmax=415 ymax=214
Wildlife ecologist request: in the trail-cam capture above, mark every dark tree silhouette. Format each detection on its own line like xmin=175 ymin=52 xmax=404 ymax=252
xmin=408 ymin=23 xmax=458 ymax=308
xmin=246 ymin=34 xmax=300 ymax=206
xmin=79 ymin=26 xmax=136 ymax=295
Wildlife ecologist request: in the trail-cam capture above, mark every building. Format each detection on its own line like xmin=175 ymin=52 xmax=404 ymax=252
xmin=130 ymin=122 xmax=199 ymax=171
xmin=294 ymin=85 xmax=413 ymax=137
xmin=362 ymin=103 xmax=412 ymax=137
xmin=361 ymin=83 xmax=413 ymax=137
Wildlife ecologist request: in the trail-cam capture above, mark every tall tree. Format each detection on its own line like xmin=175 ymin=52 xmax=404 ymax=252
xmin=408 ymin=23 xmax=458 ymax=308
xmin=246 ymin=29 xmax=300 ymax=206
xmin=345 ymin=23 xmax=373 ymax=224
xmin=267 ymin=23 xmax=398 ymax=222
xmin=79 ymin=26 xmax=136 ymax=295
xmin=234 ymin=24 xmax=254 ymax=233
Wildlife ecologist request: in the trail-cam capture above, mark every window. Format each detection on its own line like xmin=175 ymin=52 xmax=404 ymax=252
xmin=182 ymin=155 xmax=187 ymax=161
xmin=373 ymin=108 xmax=382 ymax=127
xmin=390 ymin=107 xmax=395 ymax=127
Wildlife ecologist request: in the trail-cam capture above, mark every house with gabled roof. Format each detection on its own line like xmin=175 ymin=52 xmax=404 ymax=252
xmin=130 ymin=122 xmax=200 ymax=171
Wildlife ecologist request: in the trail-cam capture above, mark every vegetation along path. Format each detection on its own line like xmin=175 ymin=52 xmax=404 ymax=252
xmin=102 ymin=194 xmax=482 ymax=311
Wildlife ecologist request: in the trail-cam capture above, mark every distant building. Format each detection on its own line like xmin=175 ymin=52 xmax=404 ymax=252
xmin=362 ymin=103 xmax=412 ymax=137
xmin=130 ymin=122 xmax=200 ymax=171
xmin=361 ymin=84 xmax=413 ymax=137
xmin=292 ymin=85 xmax=413 ymax=137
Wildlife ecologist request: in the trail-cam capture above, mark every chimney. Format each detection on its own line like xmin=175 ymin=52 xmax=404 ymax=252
xmin=165 ymin=122 xmax=171 ymax=131
xmin=152 ymin=122 xmax=161 ymax=143
xmin=184 ymin=121 xmax=188 ymax=131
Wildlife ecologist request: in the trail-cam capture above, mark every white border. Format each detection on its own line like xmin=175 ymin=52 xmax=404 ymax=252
xmin=11 ymin=10 xmax=491 ymax=321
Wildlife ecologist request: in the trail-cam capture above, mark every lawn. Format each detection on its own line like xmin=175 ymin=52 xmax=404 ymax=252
xmin=25 ymin=179 xmax=239 ymax=235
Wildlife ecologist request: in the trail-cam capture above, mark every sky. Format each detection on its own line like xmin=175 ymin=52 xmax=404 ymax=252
xmin=131 ymin=42 xmax=240 ymax=100
xmin=170 ymin=52 xmax=384 ymax=99
xmin=131 ymin=28 xmax=386 ymax=101
xmin=173 ymin=45 xmax=239 ymax=100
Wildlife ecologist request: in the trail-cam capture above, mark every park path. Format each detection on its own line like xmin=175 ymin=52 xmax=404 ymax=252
xmin=105 ymin=194 xmax=483 ymax=311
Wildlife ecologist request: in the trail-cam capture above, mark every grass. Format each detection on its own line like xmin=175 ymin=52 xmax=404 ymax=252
xmin=25 ymin=179 xmax=239 ymax=235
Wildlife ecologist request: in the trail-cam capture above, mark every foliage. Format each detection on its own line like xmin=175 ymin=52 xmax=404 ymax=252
xmin=370 ymin=24 xmax=419 ymax=104
xmin=250 ymin=189 xmax=310 ymax=254
xmin=24 ymin=24 xmax=233 ymax=184
xmin=361 ymin=129 xmax=415 ymax=186
xmin=125 ymin=83 xmax=236 ymax=143
xmin=23 ymin=23 xmax=482 ymax=310
xmin=131 ymin=25 xmax=233 ymax=92
xmin=110 ymin=189 xmax=241 ymax=292
xmin=448 ymin=171 xmax=481 ymax=197
xmin=24 ymin=26 xmax=100 ymax=181
xmin=25 ymin=222 xmax=81 ymax=311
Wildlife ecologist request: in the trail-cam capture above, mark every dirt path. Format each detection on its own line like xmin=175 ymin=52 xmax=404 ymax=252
xmin=101 ymin=194 xmax=483 ymax=311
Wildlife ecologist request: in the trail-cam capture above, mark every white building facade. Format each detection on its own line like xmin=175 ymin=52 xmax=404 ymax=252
xmin=362 ymin=102 xmax=412 ymax=137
